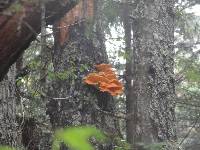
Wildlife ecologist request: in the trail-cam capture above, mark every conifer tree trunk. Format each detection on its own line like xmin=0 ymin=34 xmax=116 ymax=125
xmin=0 ymin=64 xmax=19 ymax=147
xmin=46 ymin=0 xmax=117 ymax=149
xmin=125 ymin=0 xmax=177 ymax=149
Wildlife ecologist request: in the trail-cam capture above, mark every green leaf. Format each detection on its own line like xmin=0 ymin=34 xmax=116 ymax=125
xmin=8 ymin=3 xmax=23 ymax=13
xmin=144 ymin=142 xmax=166 ymax=150
xmin=113 ymin=137 xmax=130 ymax=150
xmin=52 ymin=126 xmax=106 ymax=150
xmin=0 ymin=146 xmax=15 ymax=150
xmin=185 ymin=66 xmax=200 ymax=82
xmin=80 ymin=64 xmax=89 ymax=73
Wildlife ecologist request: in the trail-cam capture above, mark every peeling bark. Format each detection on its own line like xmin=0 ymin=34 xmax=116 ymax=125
xmin=0 ymin=0 xmax=78 ymax=81
xmin=55 ymin=0 xmax=94 ymax=46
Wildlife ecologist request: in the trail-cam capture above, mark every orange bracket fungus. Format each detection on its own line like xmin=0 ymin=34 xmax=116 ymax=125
xmin=84 ymin=64 xmax=123 ymax=96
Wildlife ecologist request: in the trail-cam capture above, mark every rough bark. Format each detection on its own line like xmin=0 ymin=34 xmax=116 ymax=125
xmin=0 ymin=64 xmax=19 ymax=147
xmin=128 ymin=0 xmax=177 ymax=149
xmin=0 ymin=0 xmax=78 ymax=81
xmin=46 ymin=0 xmax=117 ymax=149
xmin=17 ymin=116 xmax=52 ymax=150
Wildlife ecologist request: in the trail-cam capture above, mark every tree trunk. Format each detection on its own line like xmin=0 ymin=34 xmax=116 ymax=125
xmin=122 ymin=0 xmax=137 ymax=146
xmin=127 ymin=0 xmax=177 ymax=149
xmin=46 ymin=0 xmax=117 ymax=149
xmin=0 ymin=64 xmax=19 ymax=147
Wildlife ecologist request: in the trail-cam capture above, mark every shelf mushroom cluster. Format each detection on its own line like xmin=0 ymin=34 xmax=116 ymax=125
xmin=84 ymin=64 xmax=123 ymax=96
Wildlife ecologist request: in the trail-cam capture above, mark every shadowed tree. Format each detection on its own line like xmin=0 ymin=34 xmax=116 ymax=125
xmin=0 ymin=0 xmax=77 ymax=147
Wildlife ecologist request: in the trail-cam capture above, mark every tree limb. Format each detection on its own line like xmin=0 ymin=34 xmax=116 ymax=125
xmin=0 ymin=0 xmax=78 ymax=81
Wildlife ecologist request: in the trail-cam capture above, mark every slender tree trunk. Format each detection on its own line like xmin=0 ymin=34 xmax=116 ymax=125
xmin=40 ymin=0 xmax=48 ymax=86
xmin=122 ymin=0 xmax=137 ymax=146
xmin=126 ymin=0 xmax=177 ymax=149
xmin=46 ymin=0 xmax=117 ymax=149
xmin=0 ymin=64 xmax=19 ymax=147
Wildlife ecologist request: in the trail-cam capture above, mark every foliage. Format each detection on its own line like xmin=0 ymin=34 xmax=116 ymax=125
xmin=174 ymin=1 xmax=200 ymax=148
xmin=8 ymin=3 xmax=22 ymax=13
xmin=113 ymin=137 xmax=130 ymax=150
xmin=7 ymin=0 xmax=200 ymax=149
xmin=101 ymin=0 xmax=122 ymax=33
xmin=143 ymin=142 xmax=166 ymax=150
xmin=0 ymin=146 xmax=15 ymax=150
xmin=52 ymin=126 xmax=106 ymax=150
xmin=0 ymin=126 xmax=106 ymax=150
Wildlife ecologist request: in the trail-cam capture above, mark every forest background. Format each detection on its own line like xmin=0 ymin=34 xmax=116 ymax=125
xmin=0 ymin=0 xmax=200 ymax=150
